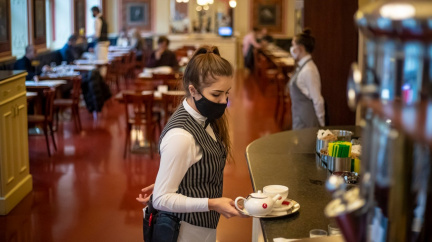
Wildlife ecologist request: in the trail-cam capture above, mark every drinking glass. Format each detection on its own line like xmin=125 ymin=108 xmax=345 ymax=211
xmin=50 ymin=62 xmax=57 ymax=72
xmin=328 ymin=223 xmax=341 ymax=235
xmin=310 ymin=229 xmax=328 ymax=238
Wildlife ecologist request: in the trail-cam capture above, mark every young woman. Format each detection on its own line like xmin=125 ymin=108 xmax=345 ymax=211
xmin=137 ymin=46 xmax=243 ymax=241
xmin=287 ymin=29 xmax=325 ymax=129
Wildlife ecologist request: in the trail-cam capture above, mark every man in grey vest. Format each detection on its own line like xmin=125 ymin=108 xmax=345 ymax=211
xmin=91 ymin=6 xmax=109 ymax=75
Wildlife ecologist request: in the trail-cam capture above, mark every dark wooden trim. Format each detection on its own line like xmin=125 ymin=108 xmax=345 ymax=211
xmin=0 ymin=0 xmax=12 ymax=55
xmin=33 ymin=0 xmax=46 ymax=46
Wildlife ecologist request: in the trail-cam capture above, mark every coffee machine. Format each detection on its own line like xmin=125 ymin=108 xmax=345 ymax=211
xmin=325 ymin=1 xmax=432 ymax=241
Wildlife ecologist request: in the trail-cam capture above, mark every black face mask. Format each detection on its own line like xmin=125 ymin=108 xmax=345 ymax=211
xmin=193 ymin=93 xmax=228 ymax=126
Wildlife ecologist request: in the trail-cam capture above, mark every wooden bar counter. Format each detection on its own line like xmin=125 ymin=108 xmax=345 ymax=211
xmin=245 ymin=126 xmax=361 ymax=241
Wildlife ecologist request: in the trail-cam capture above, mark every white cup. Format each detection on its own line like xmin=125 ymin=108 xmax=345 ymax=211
xmin=263 ymin=185 xmax=289 ymax=207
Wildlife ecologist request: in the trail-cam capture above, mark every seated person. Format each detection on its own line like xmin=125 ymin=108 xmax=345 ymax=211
xmin=129 ymin=28 xmax=144 ymax=61
xmin=147 ymin=36 xmax=179 ymax=71
xmin=13 ymin=45 xmax=49 ymax=80
xmin=60 ymin=34 xmax=80 ymax=64
xmin=117 ymin=27 xmax=129 ymax=47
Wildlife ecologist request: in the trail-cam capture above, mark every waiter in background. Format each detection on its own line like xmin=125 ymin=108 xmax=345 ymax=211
xmin=91 ymin=6 xmax=109 ymax=75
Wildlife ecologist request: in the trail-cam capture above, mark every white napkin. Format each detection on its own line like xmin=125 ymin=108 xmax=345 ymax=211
xmin=274 ymin=238 xmax=299 ymax=242
xmin=317 ymin=129 xmax=334 ymax=140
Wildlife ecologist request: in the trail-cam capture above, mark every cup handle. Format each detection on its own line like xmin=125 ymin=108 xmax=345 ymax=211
xmin=234 ymin=197 xmax=246 ymax=211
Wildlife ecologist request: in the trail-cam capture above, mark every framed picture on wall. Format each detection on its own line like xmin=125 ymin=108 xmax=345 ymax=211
xmin=251 ymin=0 xmax=284 ymax=34
xmin=0 ymin=0 xmax=9 ymax=42
xmin=126 ymin=2 xmax=149 ymax=26
xmin=33 ymin=0 xmax=46 ymax=45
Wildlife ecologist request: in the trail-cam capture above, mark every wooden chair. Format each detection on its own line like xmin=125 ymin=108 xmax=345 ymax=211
xmin=28 ymin=89 xmax=57 ymax=157
xmin=161 ymin=92 xmax=184 ymax=126
xmin=123 ymin=92 xmax=161 ymax=159
xmin=54 ymin=78 xmax=82 ymax=133
xmin=106 ymin=58 xmax=121 ymax=92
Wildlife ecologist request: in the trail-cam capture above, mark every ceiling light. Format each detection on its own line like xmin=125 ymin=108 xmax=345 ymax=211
xmin=203 ymin=5 xmax=209 ymax=10
xmin=229 ymin=0 xmax=237 ymax=8
xmin=380 ymin=3 xmax=415 ymax=20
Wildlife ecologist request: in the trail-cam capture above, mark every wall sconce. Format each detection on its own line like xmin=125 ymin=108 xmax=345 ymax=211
xmin=229 ymin=0 xmax=237 ymax=8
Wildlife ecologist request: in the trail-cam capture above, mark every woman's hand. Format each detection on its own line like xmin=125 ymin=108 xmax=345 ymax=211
xmin=136 ymin=184 xmax=155 ymax=205
xmin=208 ymin=197 xmax=248 ymax=219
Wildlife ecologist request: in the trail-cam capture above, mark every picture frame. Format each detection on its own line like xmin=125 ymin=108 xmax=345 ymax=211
xmin=251 ymin=0 xmax=285 ymax=34
xmin=126 ymin=2 xmax=149 ymax=26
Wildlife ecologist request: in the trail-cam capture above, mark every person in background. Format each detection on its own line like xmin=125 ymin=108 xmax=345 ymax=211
xmin=147 ymin=36 xmax=179 ymax=70
xmin=286 ymin=29 xmax=325 ymax=129
xmin=75 ymin=34 xmax=88 ymax=57
xmin=242 ymin=27 xmax=262 ymax=58
xmin=116 ymin=27 xmax=129 ymax=47
xmin=91 ymin=6 xmax=109 ymax=62
xmin=242 ymin=27 xmax=262 ymax=70
xmin=129 ymin=28 xmax=144 ymax=61
xmin=137 ymin=46 xmax=245 ymax=241
xmin=60 ymin=34 xmax=79 ymax=64
xmin=13 ymin=45 xmax=49 ymax=80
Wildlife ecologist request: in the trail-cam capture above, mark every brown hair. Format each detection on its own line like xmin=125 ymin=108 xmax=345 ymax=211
xmin=294 ymin=28 xmax=315 ymax=53
xmin=182 ymin=45 xmax=233 ymax=158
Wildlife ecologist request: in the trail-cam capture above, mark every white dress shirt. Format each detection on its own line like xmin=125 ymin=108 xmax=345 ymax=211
xmin=292 ymin=54 xmax=325 ymax=126
xmin=94 ymin=13 xmax=103 ymax=39
xmin=153 ymin=99 xmax=216 ymax=213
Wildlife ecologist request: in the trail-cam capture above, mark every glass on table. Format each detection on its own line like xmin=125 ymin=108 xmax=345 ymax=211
xmin=50 ymin=62 xmax=57 ymax=72
xmin=328 ymin=222 xmax=341 ymax=236
xmin=310 ymin=229 xmax=328 ymax=238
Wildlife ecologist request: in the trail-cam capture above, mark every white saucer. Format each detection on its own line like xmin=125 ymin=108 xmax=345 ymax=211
xmin=237 ymin=199 xmax=300 ymax=218
xmin=272 ymin=198 xmax=294 ymax=212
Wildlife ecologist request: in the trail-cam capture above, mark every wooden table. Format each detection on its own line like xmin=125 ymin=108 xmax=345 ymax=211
xmin=114 ymin=90 xmax=186 ymax=103
xmin=259 ymin=46 xmax=295 ymax=74
xmin=25 ymin=80 xmax=67 ymax=90
xmin=74 ymin=59 xmax=109 ymax=66
xmin=26 ymin=92 xmax=37 ymax=101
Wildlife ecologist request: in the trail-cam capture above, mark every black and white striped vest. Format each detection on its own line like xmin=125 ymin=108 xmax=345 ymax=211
xmin=158 ymin=103 xmax=227 ymax=229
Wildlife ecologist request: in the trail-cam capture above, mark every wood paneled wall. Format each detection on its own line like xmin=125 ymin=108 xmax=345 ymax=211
xmin=304 ymin=0 xmax=358 ymax=125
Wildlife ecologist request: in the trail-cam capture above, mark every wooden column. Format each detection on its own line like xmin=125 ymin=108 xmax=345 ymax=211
xmin=304 ymin=0 xmax=358 ymax=125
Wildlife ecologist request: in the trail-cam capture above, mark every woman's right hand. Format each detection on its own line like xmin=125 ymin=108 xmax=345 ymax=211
xmin=208 ymin=197 xmax=247 ymax=219
xmin=136 ymin=184 xmax=155 ymax=205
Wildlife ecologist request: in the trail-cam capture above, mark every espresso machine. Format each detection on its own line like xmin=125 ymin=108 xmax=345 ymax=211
xmin=325 ymin=1 xmax=432 ymax=241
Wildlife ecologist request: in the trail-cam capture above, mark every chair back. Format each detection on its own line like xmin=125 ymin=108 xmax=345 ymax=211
xmin=71 ymin=78 xmax=81 ymax=104
xmin=162 ymin=92 xmax=184 ymax=124
xmin=43 ymin=88 xmax=56 ymax=122
xmin=123 ymin=92 xmax=154 ymax=126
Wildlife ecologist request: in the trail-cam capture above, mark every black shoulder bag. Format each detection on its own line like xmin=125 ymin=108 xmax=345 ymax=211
xmin=143 ymin=196 xmax=181 ymax=242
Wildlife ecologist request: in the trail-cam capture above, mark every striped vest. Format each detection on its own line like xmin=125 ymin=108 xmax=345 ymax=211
xmin=158 ymin=103 xmax=227 ymax=229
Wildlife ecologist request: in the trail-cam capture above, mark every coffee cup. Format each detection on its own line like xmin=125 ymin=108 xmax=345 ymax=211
xmin=263 ymin=185 xmax=289 ymax=207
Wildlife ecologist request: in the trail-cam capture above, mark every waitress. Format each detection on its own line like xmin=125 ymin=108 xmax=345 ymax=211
xmin=286 ymin=29 xmax=325 ymax=129
xmin=138 ymin=46 xmax=243 ymax=241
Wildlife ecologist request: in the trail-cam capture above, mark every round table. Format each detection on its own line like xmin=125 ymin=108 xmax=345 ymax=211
xmin=245 ymin=126 xmax=361 ymax=241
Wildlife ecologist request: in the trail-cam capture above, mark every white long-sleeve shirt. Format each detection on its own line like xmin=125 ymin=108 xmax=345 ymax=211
xmin=94 ymin=13 xmax=103 ymax=39
xmin=152 ymin=99 xmax=217 ymax=213
xmin=292 ymin=55 xmax=325 ymax=126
